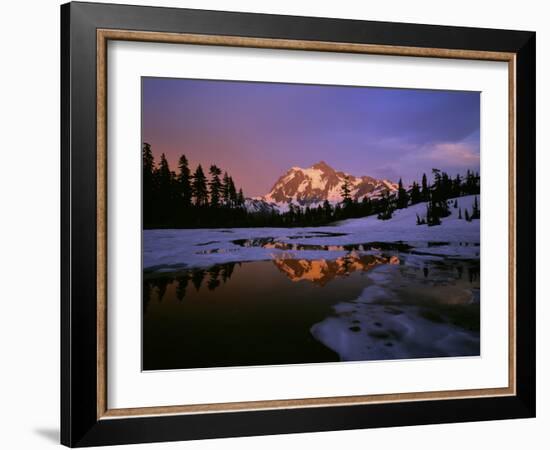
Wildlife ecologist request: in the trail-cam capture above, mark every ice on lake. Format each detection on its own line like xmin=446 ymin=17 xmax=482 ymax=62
xmin=142 ymin=195 xmax=480 ymax=369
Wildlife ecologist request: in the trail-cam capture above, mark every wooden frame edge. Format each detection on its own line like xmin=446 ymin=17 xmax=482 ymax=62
xmin=97 ymin=29 xmax=108 ymax=419
xmin=100 ymin=387 xmax=515 ymax=419
xmin=95 ymin=28 xmax=517 ymax=420
xmin=98 ymin=28 xmax=515 ymax=61
xmin=508 ymin=55 xmax=517 ymax=396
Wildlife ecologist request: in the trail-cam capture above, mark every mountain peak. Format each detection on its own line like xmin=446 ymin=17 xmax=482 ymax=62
xmin=311 ymin=161 xmax=332 ymax=171
xmin=263 ymin=163 xmax=397 ymax=206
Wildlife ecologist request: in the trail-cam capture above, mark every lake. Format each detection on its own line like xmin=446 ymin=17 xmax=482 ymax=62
xmin=143 ymin=243 xmax=480 ymax=370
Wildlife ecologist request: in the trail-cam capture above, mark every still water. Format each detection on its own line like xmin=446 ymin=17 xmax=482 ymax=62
xmin=143 ymin=248 xmax=480 ymax=371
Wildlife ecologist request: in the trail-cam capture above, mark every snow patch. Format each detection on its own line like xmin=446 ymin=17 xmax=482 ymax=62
xmin=144 ymin=196 xmax=479 ymax=271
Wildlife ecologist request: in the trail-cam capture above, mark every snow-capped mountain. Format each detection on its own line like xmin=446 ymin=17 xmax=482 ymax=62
xmin=261 ymin=161 xmax=397 ymax=208
xmin=243 ymin=198 xmax=279 ymax=214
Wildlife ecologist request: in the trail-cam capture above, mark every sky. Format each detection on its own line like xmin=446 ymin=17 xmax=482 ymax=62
xmin=142 ymin=77 xmax=480 ymax=198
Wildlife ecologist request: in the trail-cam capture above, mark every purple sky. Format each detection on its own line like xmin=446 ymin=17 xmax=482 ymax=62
xmin=142 ymin=77 xmax=480 ymax=197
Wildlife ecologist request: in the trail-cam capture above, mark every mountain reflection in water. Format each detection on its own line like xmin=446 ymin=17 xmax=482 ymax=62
xmin=273 ymin=254 xmax=399 ymax=286
xmin=144 ymin=253 xmax=398 ymax=307
xmin=143 ymin=249 xmax=479 ymax=370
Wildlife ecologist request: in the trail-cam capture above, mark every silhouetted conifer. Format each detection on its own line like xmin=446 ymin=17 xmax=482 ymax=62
xmin=177 ymin=154 xmax=192 ymax=207
xmin=421 ymin=173 xmax=430 ymax=201
xmin=397 ymin=178 xmax=409 ymax=209
xmin=208 ymin=165 xmax=223 ymax=208
xmin=192 ymin=165 xmax=208 ymax=207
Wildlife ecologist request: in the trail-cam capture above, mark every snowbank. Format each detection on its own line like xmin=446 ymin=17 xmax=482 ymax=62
xmin=144 ymin=196 xmax=479 ymax=270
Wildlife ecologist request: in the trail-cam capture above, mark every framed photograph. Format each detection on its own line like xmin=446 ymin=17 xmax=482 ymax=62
xmin=61 ymin=2 xmax=536 ymax=447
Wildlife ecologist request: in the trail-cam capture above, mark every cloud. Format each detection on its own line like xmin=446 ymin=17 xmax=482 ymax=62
xmin=423 ymin=142 xmax=480 ymax=166
xmin=369 ymin=165 xmax=401 ymax=182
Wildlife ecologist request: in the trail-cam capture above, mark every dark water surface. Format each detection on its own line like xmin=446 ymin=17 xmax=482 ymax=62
xmin=143 ymin=250 xmax=480 ymax=370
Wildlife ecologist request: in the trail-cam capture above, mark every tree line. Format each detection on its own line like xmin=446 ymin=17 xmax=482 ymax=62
xmin=412 ymin=169 xmax=480 ymax=226
xmin=143 ymin=142 xmax=480 ymax=229
xmin=143 ymin=143 xmax=246 ymax=228
xmin=335 ymin=169 xmax=480 ymax=227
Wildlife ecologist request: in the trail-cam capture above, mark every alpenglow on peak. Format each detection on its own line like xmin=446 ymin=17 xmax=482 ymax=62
xmin=262 ymin=162 xmax=397 ymax=206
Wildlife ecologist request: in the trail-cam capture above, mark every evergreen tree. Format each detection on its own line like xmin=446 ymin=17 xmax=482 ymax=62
xmin=454 ymin=199 xmax=458 ymax=208
xmin=316 ymin=204 xmax=323 ymax=215
xmin=287 ymin=201 xmax=296 ymax=224
xmin=237 ymin=188 xmax=245 ymax=206
xmin=192 ymin=164 xmax=209 ymax=207
xmin=426 ymin=200 xmax=441 ymax=226
xmin=471 ymin=195 xmax=480 ymax=219
xmin=208 ymin=165 xmax=222 ymax=208
xmin=334 ymin=203 xmax=342 ymax=220
xmin=142 ymin=143 xmax=156 ymax=225
xmin=361 ymin=196 xmax=373 ymax=216
xmin=377 ymin=191 xmax=394 ymax=220
xmin=458 ymin=207 xmax=462 ymax=219
xmin=464 ymin=209 xmax=470 ymax=222
xmin=432 ymin=168 xmax=442 ymax=191
xmin=441 ymin=171 xmax=451 ymax=199
xmin=323 ymin=199 xmax=332 ymax=220
xmin=340 ymin=176 xmax=352 ymax=207
xmin=177 ymin=154 xmax=192 ymax=207
xmin=464 ymin=170 xmax=480 ymax=195
xmin=428 ymin=168 xmax=451 ymax=221
xmin=222 ymin=172 xmax=231 ymax=205
xmin=228 ymin=176 xmax=237 ymax=206
xmin=157 ymin=153 xmax=172 ymax=192
xmin=397 ymin=178 xmax=409 ymax=209
xmin=421 ymin=173 xmax=429 ymax=201
xmin=304 ymin=206 xmax=312 ymax=224
xmin=294 ymin=204 xmax=303 ymax=221
xmin=410 ymin=181 xmax=421 ymax=205
xmin=377 ymin=207 xmax=393 ymax=221
xmin=156 ymin=153 xmax=177 ymax=224
xmin=453 ymin=174 xmax=462 ymax=197
xmin=142 ymin=143 xmax=154 ymax=183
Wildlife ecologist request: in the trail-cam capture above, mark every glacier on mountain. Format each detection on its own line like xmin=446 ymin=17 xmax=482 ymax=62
xmin=259 ymin=161 xmax=397 ymax=209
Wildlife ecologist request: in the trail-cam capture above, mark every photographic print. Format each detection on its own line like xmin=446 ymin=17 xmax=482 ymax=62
xmin=142 ymin=78 xmax=481 ymax=371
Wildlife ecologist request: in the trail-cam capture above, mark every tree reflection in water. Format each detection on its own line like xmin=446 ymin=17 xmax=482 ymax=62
xmin=142 ymin=254 xmax=480 ymax=369
xmin=144 ymin=254 xmax=402 ymax=313
xmin=144 ymin=262 xmax=239 ymax=311
xmin=143 ymin=255 xmax=478 ymax=312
